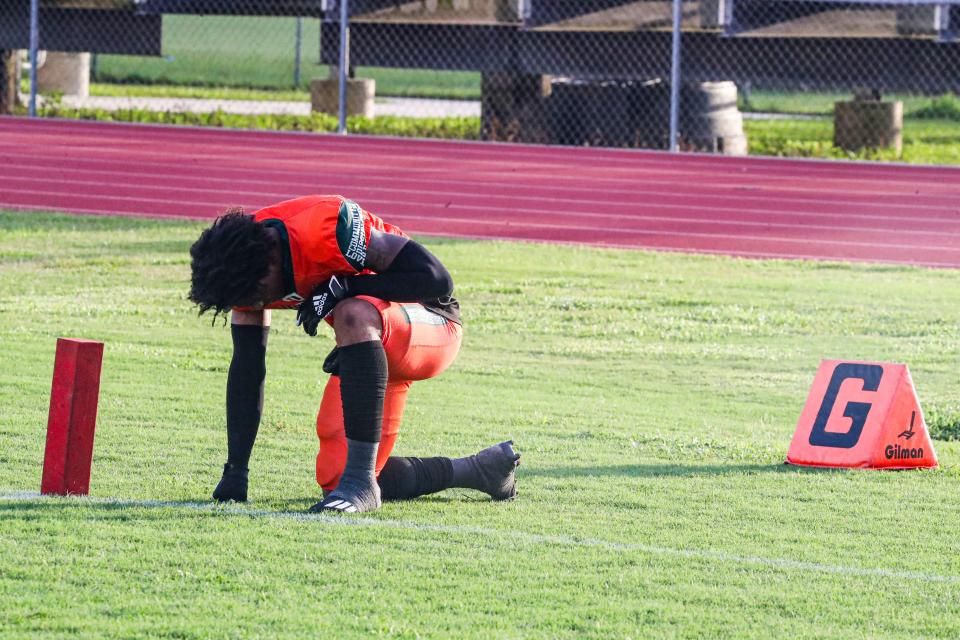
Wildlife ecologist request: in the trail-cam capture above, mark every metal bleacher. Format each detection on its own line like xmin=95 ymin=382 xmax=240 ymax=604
xmin=318 ymin=0 xmax=960 ymax=93
xmin=712 ymin=0 xmax=958 ymax=41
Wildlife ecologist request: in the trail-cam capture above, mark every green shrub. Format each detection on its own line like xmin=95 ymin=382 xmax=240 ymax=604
xmin=909 ymin=94 xmax=960 ymax=120
xmin=28 ymin=104 xmax=481 ymax=140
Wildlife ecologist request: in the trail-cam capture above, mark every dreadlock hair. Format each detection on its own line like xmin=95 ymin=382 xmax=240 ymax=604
xmin=189 ymin=208 xmax=273 ymax=321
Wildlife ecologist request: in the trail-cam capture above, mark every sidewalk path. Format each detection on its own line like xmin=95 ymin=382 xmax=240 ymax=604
xmin=59 ymin=95 xmax=482 ymax=118
xmin=56 ymin=94 xmax=821 ymax=121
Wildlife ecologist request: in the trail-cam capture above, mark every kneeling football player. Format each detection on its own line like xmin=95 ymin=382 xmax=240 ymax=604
xmin=188 ymin=195 xmax=520 ymax=513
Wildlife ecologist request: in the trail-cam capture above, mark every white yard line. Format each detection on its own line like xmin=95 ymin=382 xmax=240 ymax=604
xmin=2 ymin=491 xmax=957 ymax=585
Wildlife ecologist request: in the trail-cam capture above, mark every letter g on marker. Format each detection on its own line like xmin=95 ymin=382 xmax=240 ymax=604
xmin=808 ymin=363 xmax=884 ymax=449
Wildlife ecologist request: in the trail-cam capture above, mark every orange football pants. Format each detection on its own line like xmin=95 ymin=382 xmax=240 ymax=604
xmin=315 ymin=296 xmax=462 ymax=490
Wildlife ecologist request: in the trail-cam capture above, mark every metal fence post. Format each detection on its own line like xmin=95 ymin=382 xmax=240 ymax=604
xmin=294 ymin=17 xmax=303 ymax=89
xmin=28 ymin=0 xmax=40 ymax=117
xmin=337 ymin=0 xmax=350 ymax=134
xmin=668 ymin=0 xmax=682 ymax=152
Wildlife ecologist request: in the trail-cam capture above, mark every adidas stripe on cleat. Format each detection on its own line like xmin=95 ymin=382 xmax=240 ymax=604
xmin=309 ymin=495 xmax=361 ymax=514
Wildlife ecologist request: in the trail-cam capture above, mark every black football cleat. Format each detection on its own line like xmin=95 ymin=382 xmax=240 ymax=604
xmin=463 ymin=440 xmax=521 ymax=501
xmin=212 ymin=463 xmax=248 ymax=503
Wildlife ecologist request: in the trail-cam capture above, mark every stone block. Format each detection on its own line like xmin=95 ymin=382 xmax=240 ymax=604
xmin=37 ymin=51 xmax=90 ymax=97
xmin=310 ymin=77 xmax=376 ymax=119
xmin=834 ymin=100 xmax=903 ymax=155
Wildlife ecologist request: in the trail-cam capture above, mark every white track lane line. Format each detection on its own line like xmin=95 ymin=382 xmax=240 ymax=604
xmin=8 ymin=168 xmax=960 ymax=226
xmin=4 ymin=142 xmax=959 ymax=215
xmin=3 ymin=166 xmax=954 ymax=219
xmin=4 ymin=121 xmax=959 ymax=192
xmin=5 ymin=135 xmax=959 ymax=206
xmin=2 ymin=202 xmax=957 ymax=266
xmin=0 ymin=206 xmax=954 ymax=266
xmin=1 ymin=492 xmax=957 ymax=584
xmin=6 ymin=185 xmax=960 ymax=254
xmin=2 ymin=134 xmax=960 ymax=199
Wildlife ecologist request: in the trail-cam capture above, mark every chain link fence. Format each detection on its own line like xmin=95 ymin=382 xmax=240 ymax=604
xmin=677 ymin=0 xmax=960 ymax=161
xmin=2 ymin=0 xmax=959 ymax=163
xmin=92 ymin=15 xmax=322 ymax=90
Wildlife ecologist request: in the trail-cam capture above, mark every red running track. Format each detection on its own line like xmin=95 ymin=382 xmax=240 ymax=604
xmin=3 ymin=117 xmax=960 ymax=267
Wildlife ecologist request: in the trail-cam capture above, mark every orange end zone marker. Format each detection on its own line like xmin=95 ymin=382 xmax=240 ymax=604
xmin=41 ymin=338 xmax=105 ymax=495
xmin=786 ymin=360 xmax=937 ymax=470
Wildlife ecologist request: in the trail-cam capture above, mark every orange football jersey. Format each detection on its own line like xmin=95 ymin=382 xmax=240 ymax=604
xmin=251 ymin=195 xmax=407 ymax=309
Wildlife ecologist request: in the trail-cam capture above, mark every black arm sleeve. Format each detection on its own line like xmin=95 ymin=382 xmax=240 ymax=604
xmin=344 ymin=240 xmax=453 ymax=302
xmin=225 ymin=324 xmax=268 ymax=469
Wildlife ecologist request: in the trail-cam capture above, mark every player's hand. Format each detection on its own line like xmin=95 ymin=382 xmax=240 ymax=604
xmin=296 ymin=275 xmax=348 ymax=336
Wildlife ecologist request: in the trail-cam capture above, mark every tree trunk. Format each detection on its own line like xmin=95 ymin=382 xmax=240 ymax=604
xmin=0 ymin=50 xmax=19 ymax=115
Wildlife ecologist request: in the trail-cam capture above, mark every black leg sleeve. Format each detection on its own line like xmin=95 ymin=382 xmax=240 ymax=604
xmin=338 ymin=340 xmax=388 ymax=443
xmin=225 ymin=324 xmax=268 ymax=469
xmin=378 ymin=456 xmax=454 ymax=501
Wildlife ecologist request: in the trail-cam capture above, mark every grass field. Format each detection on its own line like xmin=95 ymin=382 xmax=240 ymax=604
xmin=2 ymin=210 xmax=960 ymax=638
xmin=91 ymin=15 xmax=480 ymax=98
xmin=741 ymin=90 xmax=960 ymax=118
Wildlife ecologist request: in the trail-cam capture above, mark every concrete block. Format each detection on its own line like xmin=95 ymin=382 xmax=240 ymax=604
xmin=37 ymin=51 xmax=90 ymax=97
xmin=310 ymin=77 xmax=375 ymax=119
xmin=834 ymin=99 xmax=903 ymax=155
